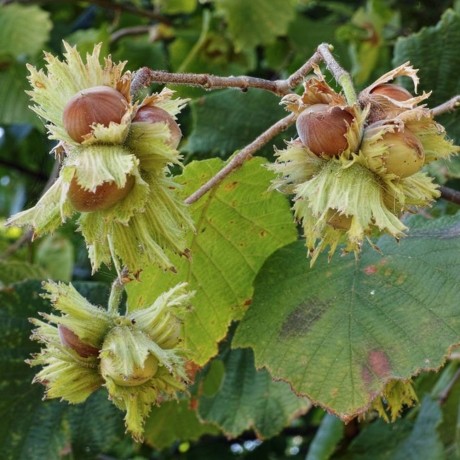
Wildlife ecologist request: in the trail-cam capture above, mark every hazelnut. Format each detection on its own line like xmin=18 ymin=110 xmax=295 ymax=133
xmin=58 ymin=324 xmax=99 ymax=358
xmin=133 ymin=106 xmax=182 ymax=149
xmin=68 ymin=175 xmax=135 ymax=212
xmin=370 ymin=83 xmax=412 ymax=102
xmin=100 ymin=353 xmax=159 ymax=387
xmin=381 ymin=130 xmax=425 ymax=178
xmin=326 ymin=209 xmax=352 ymax=230
xmin=296 ymin=104 xmax=354 ymax=156
xmin=63 ymin=86 xmax=128 ymax=142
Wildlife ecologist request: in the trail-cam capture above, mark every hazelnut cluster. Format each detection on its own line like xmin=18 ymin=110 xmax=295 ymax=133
xmin=7 ymin=43 xmax=193 ymax=273
xmin=270 ymin=64 xmax=459 ymax=263
xmin=29 ymin=281 xmax=193 ymax=441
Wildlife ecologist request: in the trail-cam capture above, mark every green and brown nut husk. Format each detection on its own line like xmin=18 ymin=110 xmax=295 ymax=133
xmin=28 ymin=281 xmax=193 ymax=441
xmin=270 ymin=64 xmax=459 ymax=264
xmin=7 ymin=42 xmax=193 ymax=273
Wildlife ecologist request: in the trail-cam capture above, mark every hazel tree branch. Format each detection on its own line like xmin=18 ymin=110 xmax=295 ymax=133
xmin=431 ymin=95 xmax=460 ymax=117
xmin=131 ymin=44 xmax=325 ymax=97
xmin=184 ymin=113 xmax=296 ymax=205
xmin=317 ymin=43 xmax=358 ymax=105
xmin=439 ymin=185 xmax=460 ymax=206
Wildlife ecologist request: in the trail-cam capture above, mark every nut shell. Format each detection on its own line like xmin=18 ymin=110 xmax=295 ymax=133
xmin=382 ymin=130 xmax=425 ymax=178
xmin=68 ymin=175 xmax=135 ymax=212
xmin=133 ymin=106 xmax=182 ymax=149
xmin=63 ymin=86 xmax=128 ymax=142
xmin=58 ymin=324 xmax=99 ymax=358
xmin=101 ymin=353 xmax=159 ymax=387
xmin=296 ymin=104 xmax=354 ymax=156
xmin=370 ymin=83 xmax=412 ymax=102
xmin=326 ymin=209 xmax=352 ymax=231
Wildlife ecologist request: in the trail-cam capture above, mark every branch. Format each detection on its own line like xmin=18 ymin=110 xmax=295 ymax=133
xmin=317 ymin=43 xmax=358 ymax=105
xmin=184 ymin=113 xmax=296 ymax=205
xmin=110 ymin=25 xmax=154 ymax=44
xmin=439 ymin=185 xmax=460 ymax=206
xmin=431 ymin=95 xmax=460 ymax=117
xmin=132 ymin=68 xmax=293 ymax=97
xmin=107 ymin=267 xmax=130 ymax=314
xmin=131 ymin=43 xmax=326 ymax=97
xmin=0 ymin=0 xmax=171 ymax=23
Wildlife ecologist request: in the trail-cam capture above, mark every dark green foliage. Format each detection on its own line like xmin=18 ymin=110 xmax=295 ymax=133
xmin=1 ymin=1 xmax=460 ymax=459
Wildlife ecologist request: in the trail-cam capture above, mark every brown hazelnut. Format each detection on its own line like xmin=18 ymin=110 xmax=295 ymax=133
xmin=296 ymin=104 xmax=354 ymax=156
xmin=133 ymin=106 xmax=182 ymax=149
xmin=68 ymin=175 xmax=135 ymax=212
xmin=63 ymin=86 xmax=128 ymax=142
xmin=58 ymin=324 xmax=99 ymax=358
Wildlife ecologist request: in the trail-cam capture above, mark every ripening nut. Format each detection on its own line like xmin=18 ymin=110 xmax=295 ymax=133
xmin=58 ymin=324 xmax=99 ymax=358
xmin=378 ymin=129 xmax=425 ymax=178
xmin=67 ymin=175 xmax=135 ymax=212
xmin=370 ymin=83 xmax=412 ymax=102
xmin=326 ymin=209 xmax=352 ymax=231
xmin=100 ymin=352 xmax=159 ymax=387
xmin=133 ymin=106 xmax=182 ymax=149
xmin=63 ymin=86 xmax=128 ymax=142
xmin=296 ymin=104 xmax=354 ymax=156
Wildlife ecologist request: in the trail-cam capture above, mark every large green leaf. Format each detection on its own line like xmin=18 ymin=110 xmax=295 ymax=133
xmin=0 ymin=280 xmax=65 ymax=460
xmin=214 ymin=0 xmax=296 ymax=51
xmin=0 ymin=64 xmax=41 ymax=126
xmin=234 ymin=214 xmax=460 ymax=419
xmin=36 ymin=234 xmax=74 ymax=282
xmin=185 ymin=89 xmax=291 ymax=159
xmin=198 ymin=348 xmax=310 ymax=438
xmin=67 ymin=390 xmax=124 ymax=459
xmin=126 ymin=157 xmax=297 ymax=365
xmin=339 ymin=396 xmax=444 ymax=459
xmin=0 ymin=4 xmax=51 ymax=59
xmin=0 ymin=260 xmax=47 ymax=287
xmin=144 ymin=399 xmax=220 ymax=449
xmin=393 ymin=9 xmax=460 ymax=142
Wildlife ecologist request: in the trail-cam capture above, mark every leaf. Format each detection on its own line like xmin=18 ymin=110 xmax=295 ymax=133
xmin=126 ymin=157 xmax=297 ymax=365
xmin=0 ymin=4 xmax=51 ymax=59
xmin=0 ymin=260 xmax=47 ymax=287
xmin=157 ymin=0 xmax=197 ymax=14
xmin=113 ymin=38 xmax=167 ymax=73
xmin=305 ymin=414 xmax=344 ymax=460
xmin=0 ymin=279 xmax=64 ymax=460
xmin=67 ymin=390 xmax=125 ymax=459
xmin=340 ymin=396 xmax=444 ymax=459
xmin=65 ymin=26 xmax=111 ymax=57
xmin=144 ymin=399 xmax=220 ymax=449
xmin=36 ymin=234 xmax=74 ymax=282
xmin=393 ymin=9 xmax=460 ymax=142
xmin=0 ymin=63 xmax=41 ymax=126
xmin=198 ymin=348 xmax=310 ymax=438
xmin=234 ymin=214 xmax=460 ymax=419
xmin=214 ymin=0 xmax=296 ymax=51
xmin=185 ymin=89 xmax=292 ymax=158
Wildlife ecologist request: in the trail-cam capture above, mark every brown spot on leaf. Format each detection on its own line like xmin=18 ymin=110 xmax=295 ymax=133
xmin=224 ymin=181 xmax=238 ymax=191
xmin=280 ymin=298 xmax=330 ymax=338
xmin=243 ymin=298 xmax=252 ymax=307
xmin=362 ymin=349 xmax=392 ymax=386
xmin=364 ymin=265 xmax=377 ymax=275
xmin=259 ymin=230 xmax=267 ymax=237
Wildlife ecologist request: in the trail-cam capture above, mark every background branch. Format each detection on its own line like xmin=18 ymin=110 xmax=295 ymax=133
xmin=184 ymin=113 xmax=296 ymax=205
xmin=431 ymin=95 xmax=460 ymax=117
xmin=439 ymin=185 xmax=460 ymax=206
xmin=0 ymin=0 xmax=171 ymax=23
